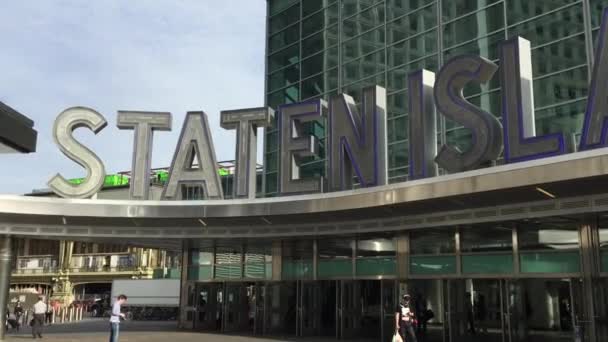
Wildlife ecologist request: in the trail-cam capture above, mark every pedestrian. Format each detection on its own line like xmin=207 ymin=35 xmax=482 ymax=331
xmin=45 ymin=300 xmax=53 ymax=325
xmin=109 ymin=294 xmax=128 ymax=342
xmin=14 ymin=301 xmax=23 ymax=330
xmin=395 ymin=294 xmax=418 ymax=342
xmin=31 ymin=296 xmax=47 ymax=339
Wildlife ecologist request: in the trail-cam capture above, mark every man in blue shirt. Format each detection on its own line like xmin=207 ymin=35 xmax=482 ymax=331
xmin=109 ymin=295 xmax=127 ymax=342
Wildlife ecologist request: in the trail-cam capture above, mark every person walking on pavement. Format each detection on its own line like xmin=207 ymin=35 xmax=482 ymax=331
xmin=395 ymin=294 xmax=418 ymax=342
xmin=109 ymin=294 xmax=128 ymax=342
xmin=31 ymin=296 xmax=47 ymax=339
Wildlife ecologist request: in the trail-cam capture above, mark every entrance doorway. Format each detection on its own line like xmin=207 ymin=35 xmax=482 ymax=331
xmin=194 ymin=282 xmax=265 ymax=335
xmin=406 ymin=278 xmax=586 ymax=342
xmin=295 ymin=279 xmax=396 ymax=341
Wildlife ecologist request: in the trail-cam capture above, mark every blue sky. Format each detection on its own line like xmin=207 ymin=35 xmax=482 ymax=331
xmin=0 ymin=1 xmax=266 ymax=194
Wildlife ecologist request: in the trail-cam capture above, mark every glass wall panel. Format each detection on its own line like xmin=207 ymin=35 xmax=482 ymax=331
xmin=356 ymin=236 xmax=396 ymax=276
xmin=269 ymin=4 xmax=300 ymax=34
xmin=506 ymin=0 xmax=579 ymax=26
xmin=443 ymin=0 xmax=502 ymax=21
xmin=282 ymin=240 xmax=314 ymax=279
xmin=411 ymin=229 xmax=455 ymax=254
xmin=269 ymin=0 xmax=298 ymax=16
xmin=388 ymin=0 xmax=436 ymax=19
xmin=518 ymin=220 xmax=581 ymax=273
xmin=188 ymin=247 xmax=213 ymax=281
xmin=461 ymin=224 xmax=514 ymax=274
xmin=443 ymin=3 xmax=505 ymax=48
xmin=268 ymin=44 xmax=300 ymax=73
xmin=410 ymin=255 xmax=457 ymax=274
xmin=388 ymin=4 xmax=437 ymax=43
xmin=508 ymin=4 xmax=585 ymax=47
xmin=318 ymin=238 xmax=354 ymax=278
xmin=244 ymin=243 xmax=272 ymax=279
xmin=342 ymin=0 xmax=384 ymax=18
xmin=269 ymin=25 xmax=300 ymax=53
xmin=343 ymin=3 xmax=385 ymax=39
xmin=598 ymin=217 xmax=608 ymax=272
xmin=215 ymin=244 xmax=242 ymax=279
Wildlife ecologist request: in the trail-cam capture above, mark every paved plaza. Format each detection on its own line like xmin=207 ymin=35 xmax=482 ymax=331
xmin=2 ymin=319 xmax=340 ymax=342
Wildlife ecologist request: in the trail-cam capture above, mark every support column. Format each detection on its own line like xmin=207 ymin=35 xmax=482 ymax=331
xmin=271 ymin=240 xmax=282 ymax=281
xmin=178 ymin=240 xmax=190 ymax=329
xmin=0 ymin=236 xmax=13 ymax=341
xmin=395 ymin=234 xmax=408 ymax=279
xmin=580 ymin=223 xmax=601 ymax=342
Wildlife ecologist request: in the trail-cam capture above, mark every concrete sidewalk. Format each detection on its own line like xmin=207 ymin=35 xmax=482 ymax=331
xmin=2 ymin=320 xmax=347 ymax=342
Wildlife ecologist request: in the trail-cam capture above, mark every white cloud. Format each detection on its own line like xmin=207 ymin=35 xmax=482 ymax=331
xmin=0 ymin=0 xmax=266 ymax=194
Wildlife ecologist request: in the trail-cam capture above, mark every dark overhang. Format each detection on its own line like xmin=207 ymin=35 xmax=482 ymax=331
xmin=0 ymin=101 xmax=37 ymax=153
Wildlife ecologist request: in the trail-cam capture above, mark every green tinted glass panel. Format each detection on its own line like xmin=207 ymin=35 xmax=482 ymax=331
xmin=442 ymin=0 xmax=502 ymax=21
xmin=388 ymin=0 xmax=436 ymax=19
xmin=269 ymin=44 xmax=299 ymax=73
xmin=532 ymin=34 xmax=587 ymax=77
xmin=269 ymin=25 xmax=300 ymax=54
xmin=443 ymin=3 xmax=504 ymax=48
xmin=269 ymin=4 xmax=300 ymax=34
xmin=535 ymin=100 xmax=586 ymax=136
xmin=410 ymin=255 xmax=457 ymax=275
xmin=318 ymin=259 xmax=353 ymax=278
xmin=342 ymin=0 xmax=384 ymax=17
xmin=388 ymin=30 xmax=438 ymax=68
xmin=462 ymin=254 xmax=514 ymax=274
xmin=389 ymin=5 xmax=437 ymax=44
xmin=388 ymin=115 xmax=408 ymax=142
xmin=507 ymin=0 xmax=579 ymax=26
xmin=343 ymin=3 xmax=385 ymax=39
xmin=342 ymin=27 xmax=386 ymax=61
xmin=356 ymin=257 xmax=396 ymax=276
xmin=269 ymin=0 xmax=298 ymax=16
xmin=508 ymin=5 xmax=585 ymax=46
xmin=303 ymin=3 xmax=339 ymax=37
xmin=245 ymin=263 xmax=272 ymax=279
xmin=444 ymin=30 xmax=505 ymax=61
xmin=215 ymin=264 xmax=243 ymax=279
xmin=533 ymin=66 xmax=588 ymax=109
xmin=303 ymin=26 xmax=339 ymax=58
xmin=265 ymin=172 xmax=278 ymax=194
xmin=520 ymin=251 xmax=580 ymax=273
xmin=591 ymin=0 xmax=608 ymax=29
xmin=187 ymin=266 xmax=212 ymax=281
xmin=602 ymin=250 xmax=608 ymax=272
xmin=282 ymin=260 xmax=314 ymax=279
xmin=269 ymin=63 xmax=300 ymax=92
xmin=388 ymin=142 xmax=408 ymax=170
xmin=166 ymin=268 xmax=181 ymax=279
xmin=343 ymin=50 xmax=385 ymax=85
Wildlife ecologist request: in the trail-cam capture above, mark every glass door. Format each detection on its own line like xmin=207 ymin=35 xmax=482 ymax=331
xmin=298 ymin=280 xmax=320 ymax=336
xmin=223 ymin=282 xmax=249 ymax=333
xmin=194 ymin=282 xmax=222 ymax=331
xmin=505 ymin=279 xmax=579 ymax=342
xmin=381 ymin=280 xmax=396 ymax=342
xmin=339 ymin=280 xmax=359 ymax=339
xmin=265 ymin=281 xmax=297 ymax=335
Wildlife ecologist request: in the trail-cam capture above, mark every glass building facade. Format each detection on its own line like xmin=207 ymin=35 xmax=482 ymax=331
xmin=177 ymin=1 xmax=608 ymax=341
xmin=264 ymin=0 xmax=608 ymax=194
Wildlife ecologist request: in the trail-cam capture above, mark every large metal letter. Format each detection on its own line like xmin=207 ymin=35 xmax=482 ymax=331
xmin=161 ymin=112 xmax=223 ymax=200
xmin=279 ymin=100 xmax=326 ymax=195
xmin=117 ymin=111 xmax=172 ymax=200
xmin=434 ymin=55 xmax=503 ymax=172
xmin=580 ymin=8 xmax=608 ymax=150
xmin=328 ymin=86 xmax=387 ymax=191
xmin=220 ymin=107 xmax=274 ymax=199
xmin=48 ymin=107 xmax=107 ymax=198
xmin=409 ymin=70 xmax=438 ymax=179
xmin=500 ymin=37 xmax=565 ymax=162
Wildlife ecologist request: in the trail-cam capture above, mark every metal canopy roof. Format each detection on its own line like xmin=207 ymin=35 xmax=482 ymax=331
xmin=1 ymin=147 xmax=608 ymax=240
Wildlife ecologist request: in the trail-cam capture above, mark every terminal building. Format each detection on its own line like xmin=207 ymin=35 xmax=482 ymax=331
xmin=2 ymin=1 xmax=608 ymax=342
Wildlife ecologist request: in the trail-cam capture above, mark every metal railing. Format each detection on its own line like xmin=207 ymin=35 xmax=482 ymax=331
xmin=68 ymin=266 xmax=137 ymax=273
